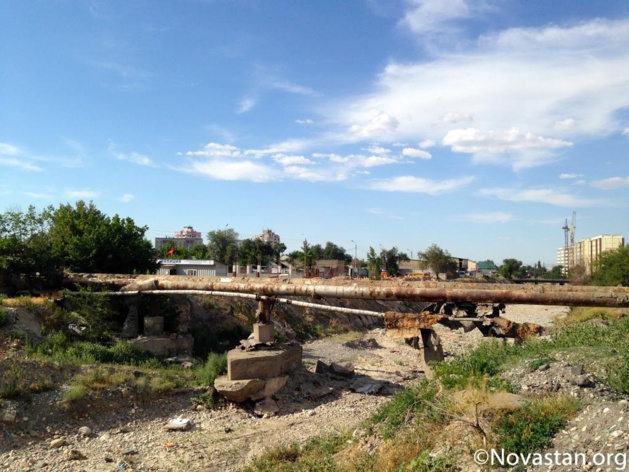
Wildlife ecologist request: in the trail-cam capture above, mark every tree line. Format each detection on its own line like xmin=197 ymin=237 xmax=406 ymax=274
xmin=1 ymin=202 xmax=627 ymax=291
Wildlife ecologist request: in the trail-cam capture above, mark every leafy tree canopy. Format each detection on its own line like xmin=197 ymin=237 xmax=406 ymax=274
xmin=591 ymin=245 xmax=629 ymax=286
xmin=380 ymin=246 xmax=409 ymax=276
xmin=47 ymin=200 xmax=157 ymax=274
xmin=0 ymin=205 xmax=62 ymax=289
xmin=417 ymin=244 xmax=458 ymax=279
xmin=207 ymin=228 xmax=239 ymax=265
xmin=499 ymin=258 xmax=524 ymax=280
xmin=366 ymin=246 xmax=381 ymax=280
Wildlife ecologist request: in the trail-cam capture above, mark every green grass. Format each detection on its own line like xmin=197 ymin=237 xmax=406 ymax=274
xmin=367 ymin=380 xmax=442 ymax=439
xmin=244 ymin=432 xmax=350 ymax=472
xmin=496 ymin=395 xmax=581 ymax=454
xmin=0 ymin=362 xmax=56 ymax=400
xmin=26 ymin=333 xmax=165 ymax=367
xmin=0 ymin=306 xmax=8 ymax=327
xmin=195 ymin=352 xmax=228 ymax=387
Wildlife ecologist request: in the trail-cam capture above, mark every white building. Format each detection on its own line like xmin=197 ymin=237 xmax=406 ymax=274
xmin=156 ymin=259 xmax=228 ymax=277
xmin=557 ymin=234 xmax=624 ymax=275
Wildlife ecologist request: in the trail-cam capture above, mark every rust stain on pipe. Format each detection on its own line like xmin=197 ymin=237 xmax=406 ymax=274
xmin=66 ymin=274 xmax=629 ymax=308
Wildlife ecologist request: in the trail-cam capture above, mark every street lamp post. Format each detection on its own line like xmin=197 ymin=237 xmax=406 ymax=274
xmin=351 ymin=240 xmax=357 ymax=279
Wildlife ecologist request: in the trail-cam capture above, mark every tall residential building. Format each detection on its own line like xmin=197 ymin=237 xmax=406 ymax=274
xmin=255 ymin=229 xmax=281 ymax=245
xmin=557 ymin=234 xmax=624 ymax=275
xmin=155 ymin=226 xmax=204 ymax=251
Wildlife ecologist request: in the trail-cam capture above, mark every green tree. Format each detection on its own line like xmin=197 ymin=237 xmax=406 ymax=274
xmin=207 ymin=228 xmax=239 ymax=265
xmin=591 ymin=246 xmax=629 ymax=286
xmin=47 ymin=201 xmax=157 ymax=274
xmin=500 ymin=258 xmax=524 ymax=279
xmin=548 ymin=265 xmax=565 ymax=279
xmin=380 ymin=246 xmax=409 ymax=276
xmin=0 ymin=205 xmax=62 ymax=290
xmin=321 ymin=241 xmax=351 ymax=264
xmin=366 ymin=246 xmax=381 ymax=280
xmin=417 ymin=244 xmax=458 ymax=280
xmin=238 ymin=238 xmax=274 ymax=269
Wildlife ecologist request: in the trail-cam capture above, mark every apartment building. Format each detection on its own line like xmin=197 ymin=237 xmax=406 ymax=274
xmin=155 ymin=226 xmax=204 ymax=251
xmin=557 ymin=234 xmax=624 ymax=275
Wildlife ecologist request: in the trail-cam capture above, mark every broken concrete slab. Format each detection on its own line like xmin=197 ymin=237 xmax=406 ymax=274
xmin=227 ymin=343 xmax=302 ymax=381
xmin=251 ymin=376 xmax=289 ymax=402
xmin=349 ymin=378 xmax=385 ymax=395
xmin=213 ymin=377 xmax=266 ymax=403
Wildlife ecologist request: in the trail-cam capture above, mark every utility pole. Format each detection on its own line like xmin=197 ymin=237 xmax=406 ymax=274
xmin=351 ymin=240 xmax=357 ymax=279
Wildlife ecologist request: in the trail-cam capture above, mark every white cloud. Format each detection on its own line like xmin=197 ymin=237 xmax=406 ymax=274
xmin=348 ymin=112 xmax=399 ymax=140
xmin=330 ymin=18 xmax=629 ymax=168
xmin=23 ymin=191 xmax=54 ymax=199
xmin=120 ymin=194 xmax=135 ymax=203
xmin=554 ymin=118 xmax=576 ymax=131
xmin=115 ymin=151 xmax=155 ymax=166
xmin=402 ymin=147 xmax=432 ymax=159
xmin=283 ymin=165 xmax=339 ymax=182
xmin=463 ymin=212 xmax=513 ymax=223
xmin=65 ymin=189 xmax=100 ymax=199
xmin=559 ymin=173 xmax=582 ymax=179
xmin=237 ymin=97 xmax=256 ymax=114
xmin=185 ymin=143 xmax=243 ymax=158
xmin=363 ymin=144 xmax=391 ymax=155
xmin=185 ymin=159 xmax=276 ymax=183
xmin=368 ymin=175 xmax=474 ymax=195
xmin=442 ymin=128 xmax=572 ymax=154
xmin=399 ymin=0 xmax=477 ymax=35
xmin=419 ymin=139 xmax=436 ymax=148
xmin=623 ymin=127 xmax=629 ymax=136
xmin=0 ymin=142 xmax=21 ymax=156
xmin=0 ymin=158 xmax=42 ymax=172
xmin=439 ymin=112 xmax=474 ymax=124
xmin=272 ymin=154 xmax=315 ymax=166
xmin=479 ymin=188 xmax=604 ymax=207
xmin=590 ymin=177 xmax=629 ymax=190
xmin=296 ymin=119 xmax=314 ymax=124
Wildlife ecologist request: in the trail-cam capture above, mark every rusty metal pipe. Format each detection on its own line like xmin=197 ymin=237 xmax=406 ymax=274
xmin=66 ymin=274 xmax=629 ymax=308
xmin=75 ymin=290 xmax=386 ymax=317
xmin=119 ymin=278 xmax=629 ymax=308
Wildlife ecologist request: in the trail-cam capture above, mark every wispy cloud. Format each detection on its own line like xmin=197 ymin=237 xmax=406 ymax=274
xmin=182 ymin=159 xmax=276 ymax=183
xmin=109 ymin=142 xmax=156 ymax=166
xmin=326 ymin=18 xmax=629 ymax=169
xmin=0 ymin=157 xmax=43 ymax=172
xmin=479 ymin=187 xmax=605 ymax=207
xmin=462 ymin=211 xmax=513 ymax=223
xmin=120 ymin=194 xmax=135 ymax=203
xmin=296 ymin=119 xmax=314 ymax=124
xmin=368 ymin=175 xmax=474 ymax=195
xmin=402 ymin=147 xmax=432 ymax=159
xmin=590 ymin=177 xmax=629 ymax=190
xmin=65 ymin=189 xmax=100 ymax=199
xmin=559 ymin=173 xmax=582 ymax=179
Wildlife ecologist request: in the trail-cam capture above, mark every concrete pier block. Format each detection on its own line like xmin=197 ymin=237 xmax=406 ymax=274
xmin=227 ymin=343 xmax=302 ymax=381
xmin=253 ymin=323 xmax=274 ymax=343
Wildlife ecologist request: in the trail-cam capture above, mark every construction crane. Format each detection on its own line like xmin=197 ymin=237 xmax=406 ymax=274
xmin=562 ymin=212 xmax=576 ymax=272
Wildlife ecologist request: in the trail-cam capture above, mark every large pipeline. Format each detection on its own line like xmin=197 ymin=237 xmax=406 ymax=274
xmin=66 ymin=274 xmax=629 ymax=308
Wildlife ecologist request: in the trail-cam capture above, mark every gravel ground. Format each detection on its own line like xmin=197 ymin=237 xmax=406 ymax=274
xmin=4 ymin=304 xmax=627 ymax=472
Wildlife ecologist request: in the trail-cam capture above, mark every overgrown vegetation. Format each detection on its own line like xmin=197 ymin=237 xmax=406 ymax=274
xmin=245 ymin=307 xmax=628 ymax=471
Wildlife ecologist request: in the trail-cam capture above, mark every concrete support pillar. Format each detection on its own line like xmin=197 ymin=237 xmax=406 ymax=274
xmin=121 ymin=296 xmax=140 ymax=338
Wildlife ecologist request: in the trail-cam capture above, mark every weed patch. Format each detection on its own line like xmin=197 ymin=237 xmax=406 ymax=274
xmin=496 ymin=395 xmax=581 ymax=454
xmin=195 ymin=352 xmax=227 ymax=387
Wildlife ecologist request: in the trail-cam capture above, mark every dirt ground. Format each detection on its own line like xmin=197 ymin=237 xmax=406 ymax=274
xmin=3 ymin=303 xmax=627 ymax=472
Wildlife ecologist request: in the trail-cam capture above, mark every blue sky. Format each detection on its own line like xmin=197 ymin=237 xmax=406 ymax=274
xmin=1 ymin=0 xmax=629 ymax=266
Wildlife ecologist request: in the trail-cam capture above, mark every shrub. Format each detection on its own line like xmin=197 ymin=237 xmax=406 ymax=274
xmin=195 ymin=353 xmax=227 ymax=387
xmin=496 ymin=396 xmax=581 ymax=454
xmin=0 ymin=306 xmax=8 ymax=327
